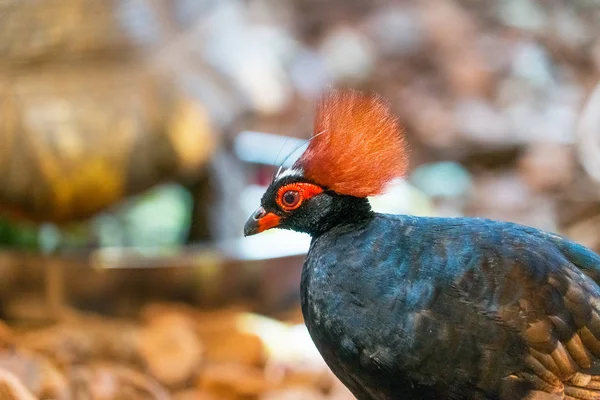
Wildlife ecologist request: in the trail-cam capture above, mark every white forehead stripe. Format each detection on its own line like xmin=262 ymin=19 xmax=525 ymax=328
xmin=275 ymin=167 xmax=304 ymax=181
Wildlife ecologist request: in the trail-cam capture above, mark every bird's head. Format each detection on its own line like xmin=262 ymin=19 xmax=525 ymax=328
xmin=244 ymin=88 xmax=409 ymax=237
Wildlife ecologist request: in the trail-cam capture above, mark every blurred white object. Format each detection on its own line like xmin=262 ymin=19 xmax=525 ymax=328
xmin=202 ymin=0 xmax=294 ymax=114
xmin=289 ymin=49 xmax=331 ymax=98
xmin=369 ymin=179 xmax=434 ymax=217
xmin=577 ymin=82 xmax=600 ymax=182
xmin=410 ymin=162 xmax=472 ymax=198
xmin=235 ymin=131 xmax=307 ymax=168
xmin=364 ymin=5 xmax=423 ymax=56
xmin=498 ymin=0 xmax=547 ymax=32
xmin=320 ymin=27 xmax=375 ymax=82
xmin=238 ymin=313 xmax=324 ymax=368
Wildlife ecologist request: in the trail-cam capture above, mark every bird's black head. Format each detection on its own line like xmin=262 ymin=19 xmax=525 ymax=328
xmin=244 ymin=88 xmax=409 ymax=238
xmin=243 ymin=169 xmax=373 ymax=238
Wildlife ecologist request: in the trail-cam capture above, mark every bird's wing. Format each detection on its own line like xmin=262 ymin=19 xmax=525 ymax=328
xmin=452 ymin=228 xmax=600 ymax=399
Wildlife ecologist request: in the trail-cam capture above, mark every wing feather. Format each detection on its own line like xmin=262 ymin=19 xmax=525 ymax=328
xmin=493 ymin=232 xmax=600 ymax=399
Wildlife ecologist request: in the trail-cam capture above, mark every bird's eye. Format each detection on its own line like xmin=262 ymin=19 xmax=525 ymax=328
xmin=281 ymin=190 xmax=300 ymax=208
xmin=275 ymin=183 xmax=323 ymax=211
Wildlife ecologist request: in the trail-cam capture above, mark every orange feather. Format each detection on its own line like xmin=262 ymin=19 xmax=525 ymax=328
xmin=294 ymin=88 xmax=409 ymax=198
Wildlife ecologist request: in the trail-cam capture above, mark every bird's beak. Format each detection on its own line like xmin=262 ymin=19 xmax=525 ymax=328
xmin=243 ymin=206 xmax=281 ymax=237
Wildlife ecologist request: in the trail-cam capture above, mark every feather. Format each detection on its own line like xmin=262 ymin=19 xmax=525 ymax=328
xmin=294 ymin=88 xmax=409 ymax=197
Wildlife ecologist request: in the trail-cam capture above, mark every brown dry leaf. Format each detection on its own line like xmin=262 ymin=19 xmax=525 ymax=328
xmin=0 ymin=322 xmax=14 ymax=349
xmin=138 ymin=313 xmax=203 ymax=387
xmin=194 ymin=310 xmax=266 ymax=367
xmin=69 ymin=363 xmax=169 ymax=400
xmin=0 ymin=348 xmax=69 ymax=399
xmin=167 ymin=99 xmax=217 ymax=177
xmin=200 ymin=330 xmax=265 ymax=368
xmin=260 ymin=387 xmax=329 ymax=400
xmin=18 ymin=316 xmax=140 ymax=367
xmin=197 ymin=363 xmax=271 ymax=398
xmin=172 ymin=389 xmax=219 ymax=400
xmin=140 ymin=303 xmax=202 ymax=323
xmin=328 ymin=376 xmax=357 ymax=400
xmin=272 ymin=367 xmax=332 ymax=393
xmin=0 ymin=368 xmax=37 ymax=400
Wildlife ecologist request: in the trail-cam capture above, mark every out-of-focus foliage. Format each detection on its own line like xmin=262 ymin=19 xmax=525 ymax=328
xmin=93 ymin=184 xmax=193 ymax=249
xmin=0 ymin=0 xmax=218 ymax=225
xmin=2 ymin=0 xmax=600 ymax=252
xmin=0 ymin=184 xmax=195 ymax=251
xmin=0 ymin=218 xmax=39 ymax=249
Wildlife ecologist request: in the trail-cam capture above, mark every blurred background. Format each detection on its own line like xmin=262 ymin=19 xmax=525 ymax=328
xmin=1 ymin=0 xmax=600 ymax=398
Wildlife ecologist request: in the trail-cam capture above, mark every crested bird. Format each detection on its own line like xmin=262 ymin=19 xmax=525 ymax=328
xmin=244 ymin=88 xmax=600 ymax=400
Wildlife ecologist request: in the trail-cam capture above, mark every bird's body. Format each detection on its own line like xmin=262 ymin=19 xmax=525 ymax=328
xmin=244 ymin=88 xmax=600 ymax=399
xmin=301 ymin=211 xmax=600 ymax=399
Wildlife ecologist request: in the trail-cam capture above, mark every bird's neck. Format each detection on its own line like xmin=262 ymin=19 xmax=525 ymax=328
xmin=310 ymin=195 xmax=374 ymax=238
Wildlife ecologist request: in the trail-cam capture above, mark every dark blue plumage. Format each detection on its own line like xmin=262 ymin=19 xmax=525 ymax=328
xmin=301 ymin=213 xmax=600 ymax=399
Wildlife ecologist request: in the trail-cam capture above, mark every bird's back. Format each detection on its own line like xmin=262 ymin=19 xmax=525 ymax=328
xmin=301 ymin=214 xmax=600 ymax=399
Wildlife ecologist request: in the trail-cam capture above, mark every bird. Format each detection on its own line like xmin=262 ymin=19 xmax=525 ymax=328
xmin=243 ymin=88 xmax=600 ymax=400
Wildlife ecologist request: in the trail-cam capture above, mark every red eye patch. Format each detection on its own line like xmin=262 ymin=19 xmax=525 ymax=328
xmin=276 ymin=183 xmax=324 ymax=212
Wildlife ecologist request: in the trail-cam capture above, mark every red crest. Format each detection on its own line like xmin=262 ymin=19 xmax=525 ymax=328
xmin=294 ymin=89 xmax=409 ymax=197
